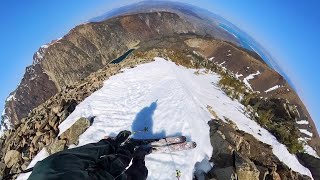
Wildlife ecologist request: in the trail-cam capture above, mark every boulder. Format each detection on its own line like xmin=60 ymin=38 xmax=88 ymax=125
xmin=51 ymin=105 xmax=61 ymax=114
xmin=207 ymin=119 xmax=311 ymax=180
xmin=48 ymin=115 xmax=58 ymax=127
xmin=234 ymin=152 xmax=260 ymax=180
xmin=210 ymin=166 xmax=237 ymax=180
xmin=48 ymin=140 xmax=67 ymax=155
xmin=210 ymin=129 xmax=233 ymax=163
xmin=4 ymin=150 xmax=20 ymax=168
xmin=59 ymin=117 xmax=91 ymax=145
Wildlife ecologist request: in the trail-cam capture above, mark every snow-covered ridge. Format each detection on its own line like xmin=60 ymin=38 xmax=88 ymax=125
xmin=33 ymin=37 xmax=63 ymax=65
xmin=5 ymin=93 xmax=16 ymax=102
xmin=20 ymin=58 xmax=312 ymax=179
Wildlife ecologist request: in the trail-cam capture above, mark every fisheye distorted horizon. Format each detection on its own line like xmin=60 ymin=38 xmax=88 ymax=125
xmin=0 ymin=0 xmax=319 ymax=130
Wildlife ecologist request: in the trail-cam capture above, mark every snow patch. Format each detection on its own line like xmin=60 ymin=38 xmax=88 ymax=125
xmin=299 ymin=129 xmax=313 ymax=137
xmin=299 ymin=137 xmax=311 ymax=142
xmin=145 ymin=17 xmax=150 ymax=28
xmin=33 ymin=37 xmax=62 ymax=64
xmin=192 ymin=50 xmax=201 ymax=57
xmin=235 ymin=72 xmax=243 ymax=79
xmin=5 ymin=94 xmax=16 ymax=102
xmin=264 ymin=85 xmax=281 ymax=93
xmin=33 ymin=46 xmax=48 ymax=64
xmin=304 ymin=145 xmax=320 ymax=159
xmin=208 ymin=57 xmax=215 ymax=61
xmin=40 ymin=44 xmax=49 ymax=49
xmin=296 ymin=120 xmax=309 ymax=125
xmin=243 ymin=71 xmax=261 ymax=90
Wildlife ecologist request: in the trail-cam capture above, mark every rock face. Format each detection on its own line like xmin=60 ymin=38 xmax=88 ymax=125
xmin=234 ymin=152 xmax=260 ymax=180
xmin=206 ymin=119 xmax=311 ymax=180
xmin=59 ymin=117 xmax=91 ymax=146
xmin=4 ymin=64 xmax=58 ymax=125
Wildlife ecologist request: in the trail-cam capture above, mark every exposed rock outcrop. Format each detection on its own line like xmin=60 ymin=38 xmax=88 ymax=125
xmin=59 ymin=117 xmax=91 ymax=146
xmin=206 ymin=119 xmax=311 ymax=180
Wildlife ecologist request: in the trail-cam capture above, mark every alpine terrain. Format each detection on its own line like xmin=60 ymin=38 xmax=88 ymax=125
xmin=0 ymin=1 xmax=319 ymax=180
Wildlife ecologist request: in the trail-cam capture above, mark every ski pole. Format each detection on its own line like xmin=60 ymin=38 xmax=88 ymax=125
xmin=165 ymin=138 xmax=181 ymax=180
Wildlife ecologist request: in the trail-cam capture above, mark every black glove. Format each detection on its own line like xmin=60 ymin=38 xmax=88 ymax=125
xmin=133 ymin=146 xmax=152 ymax=160
xmin=115 ymin=130 xmax=132 ymax=146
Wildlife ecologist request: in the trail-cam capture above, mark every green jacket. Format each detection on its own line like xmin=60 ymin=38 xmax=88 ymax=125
xmin=28 ymin=139 xmax=133 ymax=180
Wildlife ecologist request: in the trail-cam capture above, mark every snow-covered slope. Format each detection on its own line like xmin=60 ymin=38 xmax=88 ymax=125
xmin=18 ymin=58 xmax=312 ymax=179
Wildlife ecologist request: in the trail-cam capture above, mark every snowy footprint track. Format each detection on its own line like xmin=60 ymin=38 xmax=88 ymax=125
xmin=18 ymin=57 xmax=312 ymax=180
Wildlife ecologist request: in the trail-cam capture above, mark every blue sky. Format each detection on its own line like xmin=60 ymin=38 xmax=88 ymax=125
xmin=0 ymin=0 xmax=319 ymax=131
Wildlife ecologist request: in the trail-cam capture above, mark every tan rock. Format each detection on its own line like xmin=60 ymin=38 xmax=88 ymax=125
xmin=234 ymin=152 xmax=259 ymax=180
xmin=4 ymin=150 xmax=20 ymax=168
xmin=36 ymin=131 xmax=44 ymax=137
xmin=34 ymin=121 xmax=41 ymax=129
xmin=39 ymin=119 xmax=49 ymax=131
xmin=48 ymin=140 xmax=67 ymax=155
xmin=271 ymin=170 xmax=281 ymax=180
xmin=43 ymin=134 xmax=52 ymax=145
xmin=49 ymin=116 xmax=58 ymax=127
xmin=31 ymin=136 xmax=40 ymax=146
xmin=51 ymin=105 xmax=61 ymax=114
xmin=59 ymin=117 xmax=90 ymax=145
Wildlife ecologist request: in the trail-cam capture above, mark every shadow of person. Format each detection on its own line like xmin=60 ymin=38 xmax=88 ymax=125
xmin=131 ymin=100 xmax=165 ymax=139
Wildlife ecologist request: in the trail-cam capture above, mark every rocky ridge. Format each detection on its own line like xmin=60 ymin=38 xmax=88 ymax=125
xmin=206 ymin=117 xmax=312 ymax=180
xmin=0 ymin=50 xmax=156 ymax=178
